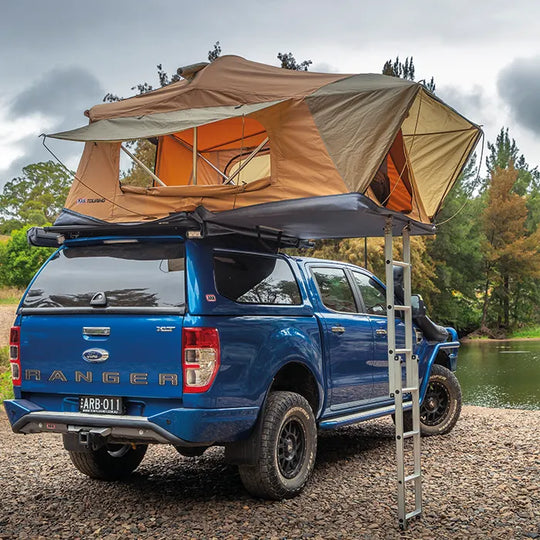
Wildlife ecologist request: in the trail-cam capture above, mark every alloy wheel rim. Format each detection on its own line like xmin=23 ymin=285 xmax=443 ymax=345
xmin=421 ymin=381 xmax=450 ymax=426
xmin=277 ymin=418 xmax=306 ymax=479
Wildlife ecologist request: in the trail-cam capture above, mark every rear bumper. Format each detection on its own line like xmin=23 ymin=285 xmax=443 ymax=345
xmin=3 ymin=399 xmax=259 ymax=445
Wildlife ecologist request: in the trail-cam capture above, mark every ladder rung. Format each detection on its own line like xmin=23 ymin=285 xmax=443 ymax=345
xmin=395 ymin=348 xmax=412 ymax=355
xmin=393 ymin=261 xmax=411 ymax=268
xmin=402 ymin=387 xmax=419 ymax=394
xmin=405 ymin=473 xmax=421 ymax=483
xmin=394 ymin=305 xmax=411 ymax=311
xmin=406 ymin=508 xmax=422 ymax=520
xmin=403 ymin=430 xmax=420 ymax=439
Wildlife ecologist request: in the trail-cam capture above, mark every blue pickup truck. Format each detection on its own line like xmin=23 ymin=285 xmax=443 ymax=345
xmin=4 ymin=234 xmax=461 ymax=499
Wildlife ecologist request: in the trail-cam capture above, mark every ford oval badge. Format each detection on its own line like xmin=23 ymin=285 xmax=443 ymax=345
xmin=82 ymin=348 xmax=109 ymax=363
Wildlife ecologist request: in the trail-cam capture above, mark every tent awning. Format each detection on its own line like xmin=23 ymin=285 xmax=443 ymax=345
xmin=49 ymin=101 xmax=283 ymax=142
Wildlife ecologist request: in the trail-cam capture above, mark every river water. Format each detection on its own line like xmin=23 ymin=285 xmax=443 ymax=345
xmin=456 ymin=340 xmax=540 ymax=410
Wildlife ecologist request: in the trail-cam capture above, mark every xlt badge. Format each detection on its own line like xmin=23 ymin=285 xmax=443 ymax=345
xmin=82 ymin=348 xmax=109 ymax=363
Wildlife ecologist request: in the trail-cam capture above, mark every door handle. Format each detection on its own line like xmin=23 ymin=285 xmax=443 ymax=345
xmin=376 ymin=329 xmax=387 ymax=336
xmin=83 ymin=327 xmax=110 ymax=336
xmin=331 ymin=325 xmax=346 ymax=334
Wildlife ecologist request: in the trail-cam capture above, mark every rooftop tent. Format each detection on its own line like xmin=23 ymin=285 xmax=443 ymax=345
xmin=48 ymin=55 xmax=481 ymax=237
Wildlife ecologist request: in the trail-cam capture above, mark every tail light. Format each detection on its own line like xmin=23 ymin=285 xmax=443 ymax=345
xmin=9 ymin=326 xmax=21 ymax=386
xmin=182 ymin=327 xmax=220 ymax=393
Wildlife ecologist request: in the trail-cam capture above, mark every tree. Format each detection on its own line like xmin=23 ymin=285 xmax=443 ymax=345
xmin=428 ymin=157 xmax=485 ymax=333
xmin=208 ymin=41 xmax=222 ymax=62
xmin=0 ymin=227 xmax=54 ymax=288
xmin=0 ymin=162 xmax=72 ymax=232
xmin=382 ymin=56 xmax=436 ymax=93
xmin=277 ymin=52 xmax=312 ymax=71
xmin=485 ymin=128 xmax=540 ymax=196
xmin=481 ymin=165 xmax=540 ymax=331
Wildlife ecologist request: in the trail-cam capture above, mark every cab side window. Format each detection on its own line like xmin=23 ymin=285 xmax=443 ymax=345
xmin=312 ymin=267 xmax=357 ymax=313
xmin=352 ymin=271 xmax=387 ymax=316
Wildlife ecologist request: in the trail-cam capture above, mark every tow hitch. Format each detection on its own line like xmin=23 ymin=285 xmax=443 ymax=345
xmin=63 ymin=427 xmax=112 ymax=452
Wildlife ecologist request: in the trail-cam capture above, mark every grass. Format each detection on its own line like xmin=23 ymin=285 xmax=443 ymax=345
xmin=0 ymin=287 xmax=23 ymax=305
xmin=508 ymin=326 xmax=540 ymax=339
xmin=0 ymin=346 xmax=13 ymax=402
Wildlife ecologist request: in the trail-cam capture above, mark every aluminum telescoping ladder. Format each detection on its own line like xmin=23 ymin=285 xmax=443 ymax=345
xmin=384 ymin=217 xmax=422 ymax=529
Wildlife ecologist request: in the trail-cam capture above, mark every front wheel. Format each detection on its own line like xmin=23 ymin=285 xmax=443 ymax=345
xmin=395 ymin=364 xmax=462 ymax=436
xmin=68 ymin=443 xmax=148 ymax=480
xmin=238 ymin=391 xmax=317 ymax=500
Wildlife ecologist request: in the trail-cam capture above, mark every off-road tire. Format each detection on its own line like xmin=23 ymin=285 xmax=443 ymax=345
xmin=68 ymin=443 xmax=148 ymax=480
xmin=395 ymin=364 xmax=462 ymax=436
xmin=238 ymin=391 xmax=317 ymax=500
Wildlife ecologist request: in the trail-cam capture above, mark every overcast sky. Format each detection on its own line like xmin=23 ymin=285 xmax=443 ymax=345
xmin=1 ymin=0 xmax=539 ymax=188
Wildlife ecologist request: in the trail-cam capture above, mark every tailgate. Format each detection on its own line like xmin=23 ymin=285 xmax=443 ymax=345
xmin=17 ymin=238 xmax=186 ymax=411
xmin=19 ymin=314 xmax=183 ymax=399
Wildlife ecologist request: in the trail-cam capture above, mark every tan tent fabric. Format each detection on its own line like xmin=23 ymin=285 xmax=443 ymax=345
xmin=50 ymin=56 xmax=481 ymax=226
xmin=85 ymin=56 xmax=348 ymax=121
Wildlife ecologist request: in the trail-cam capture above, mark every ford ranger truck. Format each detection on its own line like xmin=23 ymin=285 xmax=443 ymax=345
xmin=4 ymin=235 xmax=461 ymax=500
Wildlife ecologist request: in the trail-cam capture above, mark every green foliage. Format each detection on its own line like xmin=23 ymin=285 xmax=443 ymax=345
xmin=508 ymin=326 xmax=540 ymax=339
xmin=480 ymin=161 xmax=540 ymax=331
xmin=429 ymin=158 xmax=485 ymax=332
xmin=208 ymin=41 xmax=222 ymax=62
xmin=0 ymin=227 xmax=54 ymax=288
xmin=277 ymin=52 xmax=312 ymax=71
xmin=382 ymin=56 xmax=435 ymax=92
xmin=0 ymin=346 xmax=8 ymax=370
xmin=0 ymin=162 xmax=72 ymax=231
xmin=0 ymin=347 xmax=13 ymax=402
xmin=0 ymin=371 xmax=14 ymax=402
xmin=383 ymin=56 xmax=415 ymax=80
xmin=0 ymin=287 xmax=23 ymax=305
xmin=485 ymin=128 xmax=540 ymax=195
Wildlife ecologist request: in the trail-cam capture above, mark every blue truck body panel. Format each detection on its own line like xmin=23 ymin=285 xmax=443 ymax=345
xmin=4 ymin=235 xmax=459 ymax=446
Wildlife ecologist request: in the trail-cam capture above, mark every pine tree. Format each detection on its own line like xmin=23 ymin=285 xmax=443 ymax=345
xmin=481 ymin=166 xmax=540 ymax=331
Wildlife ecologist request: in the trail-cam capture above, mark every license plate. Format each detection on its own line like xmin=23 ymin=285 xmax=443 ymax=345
xmin=79 ymin=396 xmax=123 ymax=415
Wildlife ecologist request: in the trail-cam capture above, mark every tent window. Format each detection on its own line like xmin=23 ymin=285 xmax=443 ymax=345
xmin=225 ymin=149 xmax=271 ymax=185
xmin=154 ymin=117 xmax=269 ymax=187
xmin=369 ymin=130 xmax=413 ymax=214
xmin=120 ymin=138 xmax=158 ymax=188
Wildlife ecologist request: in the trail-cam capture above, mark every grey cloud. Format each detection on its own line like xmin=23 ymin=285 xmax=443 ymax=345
xmin=1 ymin=134 xmax=83 ymax=189
xmin=498 ymin=57 xmax=540 ymax=136
xmin=437 ymin=85 xmax=488 ymax=123
xmin=11 ymin=67 xmax=103 ymax=125
xmin=1 ymin=67 xmax=103 ymax=188
xmin=311 ymin=63 xmax=339 ymax=73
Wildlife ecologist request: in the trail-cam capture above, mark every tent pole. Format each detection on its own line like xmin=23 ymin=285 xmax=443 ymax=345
xmin=193 ymin=126 xmax=198 ymax=185
xmin=168 ymin=135 xmax=230 ymax=182
xmin=364 ymin=237 xmax=368 ymax=269
xmin=120 ymin=144 xmax=166 ymax=187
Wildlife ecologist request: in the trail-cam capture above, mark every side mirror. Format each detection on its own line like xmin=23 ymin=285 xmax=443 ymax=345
xmin=411 ymin=294 xmax=426 ymax=318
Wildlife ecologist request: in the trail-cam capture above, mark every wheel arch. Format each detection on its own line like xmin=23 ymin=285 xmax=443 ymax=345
xmin=268 ymin=360 xmax=322 ymax=418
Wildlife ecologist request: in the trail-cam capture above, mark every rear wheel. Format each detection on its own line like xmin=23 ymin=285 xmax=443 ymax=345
xmin=68 ymin=443 xmax=147 ymax=480
xmin=239 ymin=391 xmax=317 ymax=500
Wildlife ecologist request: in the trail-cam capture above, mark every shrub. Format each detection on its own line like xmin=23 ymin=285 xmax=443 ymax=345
xmin=0 ymin=227 xmax=54 ymax=288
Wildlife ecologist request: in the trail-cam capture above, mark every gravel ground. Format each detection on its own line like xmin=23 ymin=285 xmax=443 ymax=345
xmin=0 ymin=405 xmax=538 ymax=539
